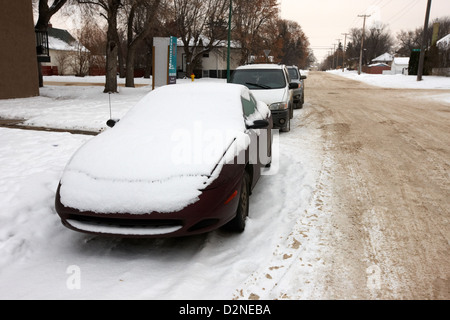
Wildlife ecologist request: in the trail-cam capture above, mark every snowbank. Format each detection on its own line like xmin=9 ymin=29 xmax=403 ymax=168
xmin=327 ymin=69 xmax=450 ymax=90
xmin=327 ymin=70 xmax=450 ymax=105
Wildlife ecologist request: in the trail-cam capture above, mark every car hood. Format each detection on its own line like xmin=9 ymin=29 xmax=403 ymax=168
xmin=59 ymin=83 xmax=250 ymax=214
xmin=249 ymin=88 xmax=288 ymax=106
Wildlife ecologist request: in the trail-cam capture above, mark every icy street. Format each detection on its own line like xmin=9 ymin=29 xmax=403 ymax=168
xmin=0 ymin=73 xmax=449 ymax=299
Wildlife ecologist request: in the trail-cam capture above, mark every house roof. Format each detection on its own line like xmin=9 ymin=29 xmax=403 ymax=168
xmin=47 ymin=27 xmax=88 ymax=52
xmin=368 ymin=63 xmax=390 ymax=67
xmin=48 ymin=27 xmax=76 ymax=44
xmin=372 ymin=52 xmax=393 ymax=62
xmin=437 ymin=34 xmax=450 ymax=49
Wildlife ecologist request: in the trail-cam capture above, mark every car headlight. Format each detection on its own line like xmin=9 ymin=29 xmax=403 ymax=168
xmin=269 ymin=102 xmax=288 ymax=110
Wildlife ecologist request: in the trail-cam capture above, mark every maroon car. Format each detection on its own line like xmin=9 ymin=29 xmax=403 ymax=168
xmin=55 ymin=83 xmax=272 ymax=238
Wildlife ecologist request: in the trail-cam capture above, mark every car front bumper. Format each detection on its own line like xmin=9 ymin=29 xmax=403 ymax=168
xmin=270 ymin=109 xmax=290 ymax=129
xmin=55 ymin=168 xmax=245 ymax=238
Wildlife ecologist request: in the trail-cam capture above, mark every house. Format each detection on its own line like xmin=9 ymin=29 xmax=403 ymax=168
xmin=437 ymin=34 xmax=450 ymax=50
xmin=363 ymin=63 xmax=391 ymax=74
xmin=371 ymin=53 xmax=394 ymax=66
xmin=41 ymin=26 xmax=89 ymax=76
xmin=391 ymin=57 xmax=410 ymax=75
xmin=177 ymin=38 xmax=242 ymax=79
xmin=434 ymin=34 xmax=450 ymax=75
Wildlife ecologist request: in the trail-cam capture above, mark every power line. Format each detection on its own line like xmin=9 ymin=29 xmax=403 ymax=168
xmin=385 ymin=0 xmax=422 ymax=25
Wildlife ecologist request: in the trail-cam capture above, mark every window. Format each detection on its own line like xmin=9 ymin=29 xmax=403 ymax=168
xmin=288 ymin=68 xmax=299 ymax=80
xmin=231 ymin=69 xmax=287 ymax=90
xmin=241 ymin=96 xmax=257 ymax=117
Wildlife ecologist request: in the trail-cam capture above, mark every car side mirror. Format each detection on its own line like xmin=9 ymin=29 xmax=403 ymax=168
xmin=300 ymin=75 xmax=307 ymax=80
xmin=289 ymin=83 xmax=299 ymax=89
xmin=247 ymin=119 xmax=269 ymax=129
xmin=106 ymin=119 xmax=119 ymax=128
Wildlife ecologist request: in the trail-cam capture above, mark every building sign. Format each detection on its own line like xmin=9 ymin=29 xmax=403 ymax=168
xmin=168 ymin=36 xmax=177 ymax=85
xmin=153 ymin=37 xmax=178 ymax=89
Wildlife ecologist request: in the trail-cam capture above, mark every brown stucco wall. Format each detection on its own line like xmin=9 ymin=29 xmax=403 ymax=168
xmin=0 ymin=0 xmax=39 ymax=99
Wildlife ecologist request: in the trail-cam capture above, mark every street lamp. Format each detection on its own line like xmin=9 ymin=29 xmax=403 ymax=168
xmin=226 ymin=0 xmax=232 ymax=83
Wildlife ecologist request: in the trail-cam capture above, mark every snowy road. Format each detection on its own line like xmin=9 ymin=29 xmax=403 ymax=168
xmin=0 ymin=73 xmax=449 ymax=299
xmin=298 ymin=72 xmax=450 ymax=299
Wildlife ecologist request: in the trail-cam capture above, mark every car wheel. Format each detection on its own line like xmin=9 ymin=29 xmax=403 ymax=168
xmin=281 ymin=118 xmax=290 ymax=132
xmin=224 ymin=171 xmax=250 ymax=232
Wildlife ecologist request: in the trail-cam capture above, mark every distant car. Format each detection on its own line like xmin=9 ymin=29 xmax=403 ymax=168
xmin=287 ymin=66 xmax=307 ymax=109
xmin=55 ymin=83 xmax=273 ymax=238
xmin=230 ymin=64 xmax=298 ymax=132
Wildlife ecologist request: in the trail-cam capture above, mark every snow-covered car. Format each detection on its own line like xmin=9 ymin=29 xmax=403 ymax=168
xmin=287 ymin=66 xmax=307 ymax=109
xmin=55 ymin=83 xmax=273 ymax=238
xmin=230 ymin=64 xmax=297 ymax=132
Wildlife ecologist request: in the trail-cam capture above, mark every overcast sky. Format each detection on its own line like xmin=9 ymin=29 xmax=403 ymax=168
xmin=279 ymin=0 xmax=450 ymax=63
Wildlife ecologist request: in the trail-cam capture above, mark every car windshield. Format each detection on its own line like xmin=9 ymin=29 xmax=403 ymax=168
xmin=231 ymin=69 xmax=287 ymax=90
xmin=288 ymin=68 xmax=299 ymax=80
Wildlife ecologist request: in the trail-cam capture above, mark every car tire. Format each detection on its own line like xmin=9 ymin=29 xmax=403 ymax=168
xmin=281 ymin=118 xmax=290 ymax=132
xmin=224 ymin=171 xmax=250 ymax=232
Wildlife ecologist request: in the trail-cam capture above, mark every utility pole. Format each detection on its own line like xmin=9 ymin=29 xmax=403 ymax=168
xmin=333 ymin=44 xmax=336 ymax=69
xmin=417 ymin=0 xmax=432 ymax=81
xmin=336 ymin=39 xmax=341 ymax=69
xmin=358 ymin=14 xmax=370 ymax=75
xmin=342 ymin=33 xmax=349 ymax=72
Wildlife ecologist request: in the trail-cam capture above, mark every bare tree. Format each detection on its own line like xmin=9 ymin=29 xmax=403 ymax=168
xmin=77 ymin=0 xmax=122 ymax=93
xmin=174 ymin=0 xmax=229 ymax=76
xmin=35 ymin=0 xmax=69 ymax=31
xmin=69 ymin=21 xmax=98 ymax=76
xmin=270 ymin=19 xmax=311 ymax=68
xmin=346 ymin=24 xmax=393 ymax=66
xmin=396 ymin=16 xmax=450 ymax=56
xmin=123 ymin=0 xmax=161 ymax=87
xmin=34 ymin=0 xmax=69 ymax=86
xmin=55 ymin=52 xmax=71 ymax=75
xmin=232 ymin=0 xmax=279 ymax=65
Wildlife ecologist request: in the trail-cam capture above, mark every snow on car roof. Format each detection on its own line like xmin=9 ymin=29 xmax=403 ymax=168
xmin=236 ymin=64 xmax=286 ymax=70
xmin=59 ymin=83 xmax=251 ymax=214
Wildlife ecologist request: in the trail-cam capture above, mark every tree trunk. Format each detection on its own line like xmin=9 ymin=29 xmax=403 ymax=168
xmin=104 ymin=1 xmax=120 ymax=93
xmin=184 ymin=50 xmax=194 ymax=76
xmin=125 ymin=46 xmax=136 ymax=87
xmin=114 ymin=29 xmax=126 ymax=78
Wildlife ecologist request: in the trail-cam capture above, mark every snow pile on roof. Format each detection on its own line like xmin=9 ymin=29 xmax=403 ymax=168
xmin=393 ymin=57 xmax=409 ymax=65
xmin=368 ymin=63 xmax=390 ymax=67
xmin=372 ymin=52 xmax=393 ymax=63
xmin=48 ymin=36 xmax=88 ymax=52
xmin=437 ymin=34 xmax=450 ymax=49
xmin=177 ymin=35 xmax=241 ymax=48
xmin=59 ymin=83 xmax=250 ymax=214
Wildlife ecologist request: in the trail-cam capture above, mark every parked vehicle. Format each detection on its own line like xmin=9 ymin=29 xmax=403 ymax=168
xmin=287 ymin=66 xmax=307 ymax=109
xmin=230 ymin=64 xmax=297 ymax=132
xmin=55 ymin=83 xmax=273 ymax=238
